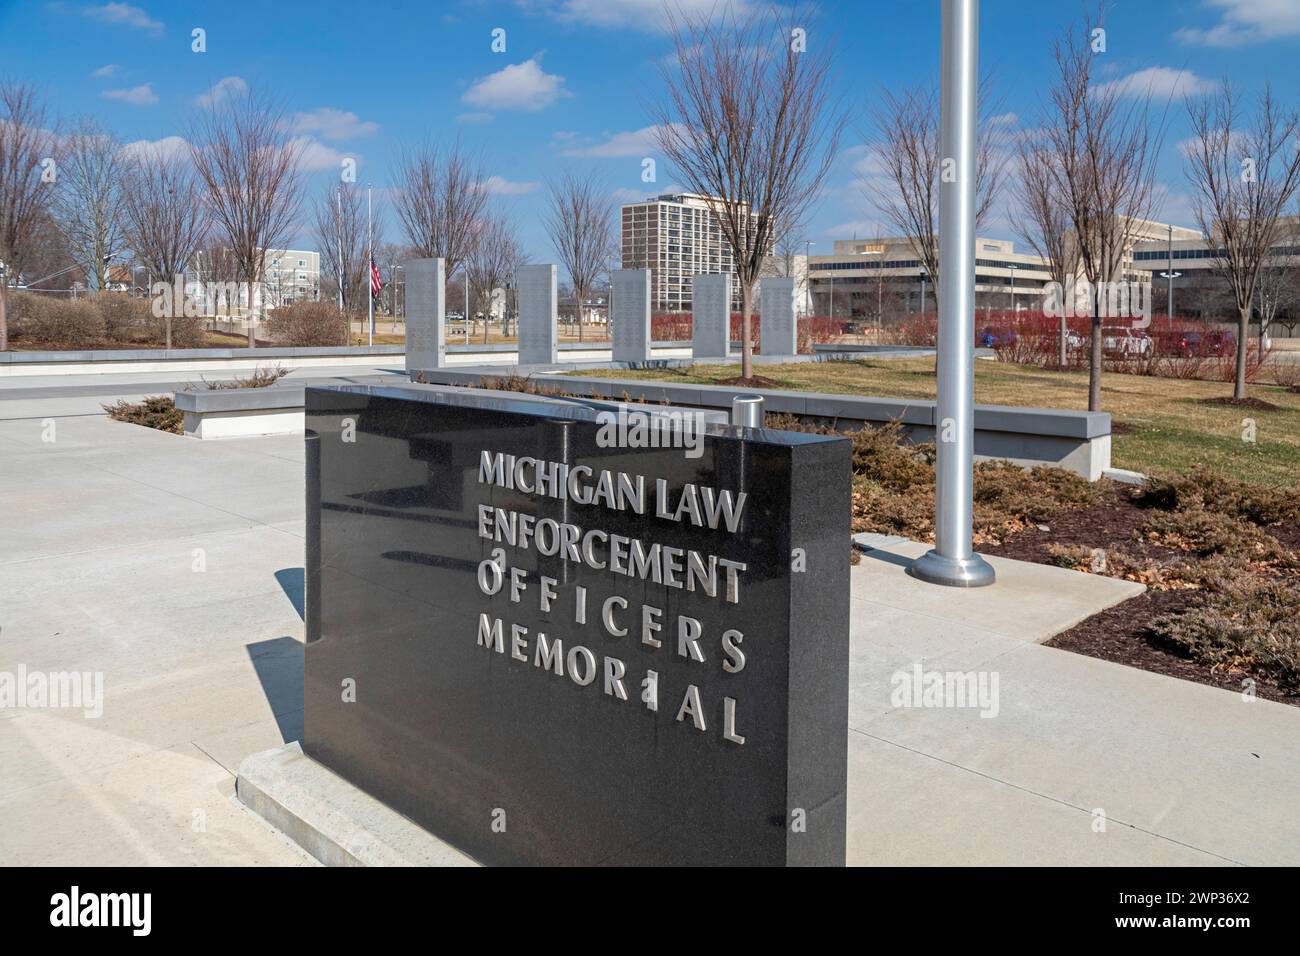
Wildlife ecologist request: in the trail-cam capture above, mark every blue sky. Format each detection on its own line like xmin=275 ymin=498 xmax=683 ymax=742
xmin=2 ymin=0 xmax=1299 ymax=265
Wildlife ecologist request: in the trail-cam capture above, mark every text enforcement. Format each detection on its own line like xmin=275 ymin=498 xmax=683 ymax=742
xmin=477 ymin=505 xmax=747 ymax=604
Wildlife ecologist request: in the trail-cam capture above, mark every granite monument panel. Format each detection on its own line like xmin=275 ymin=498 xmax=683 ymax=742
xmin=611 ymin=269 xmax=652 ymax=363
xmin=304 ymin=384 xmax=851 ymax=865
xmin=405 ymin=258 xmax=446 ymax=375
xmin=760 ymin=276 xmax=798 ymax=357
xmin=517 ymin=264 xmax=558 ymax=365
xmin=691 ymin=273 xmax=731 ymax=359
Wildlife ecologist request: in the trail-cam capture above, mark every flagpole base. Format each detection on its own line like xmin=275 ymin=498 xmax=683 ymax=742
xmin=909 ymin=549 xmax=996 ymax=588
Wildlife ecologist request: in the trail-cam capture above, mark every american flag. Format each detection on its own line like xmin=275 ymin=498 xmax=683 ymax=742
xmin=370 ymin=259 xmax=383 ymax=299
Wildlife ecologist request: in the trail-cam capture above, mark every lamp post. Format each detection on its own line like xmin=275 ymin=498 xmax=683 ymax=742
xmin=911 ymin=0 xmax=995 ymax=588
xmin=918 ymin=269 xmax=927 ymax=315
xmin=1008 ymin=262 xmax=1017 ymax=313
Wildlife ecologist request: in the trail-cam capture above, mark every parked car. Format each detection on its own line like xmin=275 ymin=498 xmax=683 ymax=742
xmin=976 ymin=326 xmax=1018 ymax=348
xmin=1102 ymin=328 xmax=1152 ymax=357
xmin=1153 ymin=328 xmax=1236 ymax=356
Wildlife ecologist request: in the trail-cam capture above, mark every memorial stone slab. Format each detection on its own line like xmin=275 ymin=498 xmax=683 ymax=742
xmin=612 ymin=269 xmax=652 ymax=364
xmin=760 ymin=276 xmax=798 ymax=357
xmin=405 ymin=258 xmax=446 ymax=375
xmin=304 ymin=383 xmax=851 ymax=866
xmin=517 ymin=264 xmax=558 ymax=365
xmin=691 ymin=274 xmax=731 ymax=359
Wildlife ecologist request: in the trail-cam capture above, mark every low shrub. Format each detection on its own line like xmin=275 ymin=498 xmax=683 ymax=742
xmin=103 ymin=395 xmax=183 ymax=434
xmin=1141 ymin=504 xmax=1296 ymax=565
xmin=200 ymin=364 xmax=290 ymax=389
xmin=7 ymin=293 xmax=105 ymax=345
xmin=265 ymin=301 xmax=349 ymax=346
xmin=94 ymin=293 xmax=155 ymax=343
xmin=1146 ymin=575 xmax=1300 ymax=690
xmin=1136 ymin=468 xmax=1300 ymax=526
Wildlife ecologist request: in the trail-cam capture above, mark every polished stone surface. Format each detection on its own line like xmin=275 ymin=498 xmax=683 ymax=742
xmin=304 ymin=384 xmax=851 ymax=865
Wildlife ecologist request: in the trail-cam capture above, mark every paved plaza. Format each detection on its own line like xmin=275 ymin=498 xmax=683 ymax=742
xmin=2 ymin=367 xmax=1298 ymax=865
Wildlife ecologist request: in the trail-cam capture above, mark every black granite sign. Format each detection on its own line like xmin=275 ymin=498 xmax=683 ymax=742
xmin=304 ymin=383 xmax=851 ymax=865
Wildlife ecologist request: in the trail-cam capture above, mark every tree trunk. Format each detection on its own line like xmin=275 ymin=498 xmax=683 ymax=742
xmin=1057 ymin=315 xmax=1067 ymax=369
xmin=1235 ymin=306 xmax=1250 ymax=401
xmin=740 ymin=283 xmax=754 ymax=381
xmin=0 ymin=283 xmax=8 ymax=352
xmin=246 ymin=278 xmax=256 ymax=348
xmin=577 ymin=286 xmax=585 ymax=344
xmin=1088 ymin=296 xmax=1102 ymax=412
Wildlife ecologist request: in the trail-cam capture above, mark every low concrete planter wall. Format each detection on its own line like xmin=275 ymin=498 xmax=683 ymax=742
xmin=408 ymin=367 xmax=1113 ymax=480
xmin=2 ymin=345 xmax=405 ymax=378
xmin=174 ymin=386 xmax=307 ymax=439
xmin=173 ymin=379 xmax=728 ymax=440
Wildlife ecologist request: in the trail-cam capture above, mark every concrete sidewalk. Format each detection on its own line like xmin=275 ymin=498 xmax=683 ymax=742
xmin=2 ymin=389 xmax=1297 ymax=865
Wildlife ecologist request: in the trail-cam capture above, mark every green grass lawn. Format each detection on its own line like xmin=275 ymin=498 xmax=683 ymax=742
xmin=570 ymin=358 xmax=1300 ymax=488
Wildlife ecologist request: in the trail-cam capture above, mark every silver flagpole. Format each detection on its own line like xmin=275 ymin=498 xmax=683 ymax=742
xmin=367 ymin=183 xmax=374 ymax=347
xmin=911 ymin=0 xmax=995 ymax=588
xmin=336 ymin=187 xmax=344 ymax=311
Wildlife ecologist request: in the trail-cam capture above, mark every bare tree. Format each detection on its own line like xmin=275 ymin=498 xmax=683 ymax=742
xmin=543 ymin=172 xmax=613 ymax=343
xmin=374 ymin=241 xmax=410 ymax=318
xmin=465 ymin=211 xmax=526 ymax=343
xmin=189 ymin=87 xmax=303 ymax=346
xmin=312 ymin=183 xmax=370 ymax=317
xmin=121 ymin=143 xmax=208 ymax=346
xmin=867 ymin=81 xmax=1007 ymax=306
xmin=0 ymin=82 xmax=60 ymax=349
xmin=48 ymin=118 xmax=127 ymax=295
xmin=1015 ymin=140 xmax=1081 ymax=366
xmin=392 ymin=140 xmax=486 ymax=281
xmin=1040 ymin=5 xmax=1165 ymax=410
xmin=652 ymin=7 xmax=846 ymax=379
xmin=1184 ymin=80 xmax=1300 ymax=399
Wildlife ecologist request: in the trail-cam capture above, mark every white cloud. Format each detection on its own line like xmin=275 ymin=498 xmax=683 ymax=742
xmin=610 ymin=187 xmax=651 ymax=203
xmin=102 ymin=83 xmax=158 ymax=106
xmin=547 ymin=0 xmax=757 ymax=33
xmin=1175 ymin=0 xmax=1300 ymax=46
xmin=84 ymin=3 xmax=163 ymax=33
xmin=290 ymin=107 xmax=378 ymax=141
xmin=91 ymin=64 xmax=120 ymax=78
xmin=482 ymin=175 xmax=540 ymax=195
xmin=462 ymin=57 xmax=568 ymax=112
xmin=288 ymin=137 xmax=350 ymax=172
xmin=560 ymin=124 xmax=681 ymax=157
xmin=1093 ymin=67 xmax=1215 ymax=100
xmin=195 ymin=76 xmax=247 ymax=108
xmin=120 ymin=135 xmax=189 ymax=162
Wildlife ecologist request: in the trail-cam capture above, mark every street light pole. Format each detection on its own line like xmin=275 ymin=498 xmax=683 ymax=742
xmin=911 ymin=0 xmax=995 ymax=588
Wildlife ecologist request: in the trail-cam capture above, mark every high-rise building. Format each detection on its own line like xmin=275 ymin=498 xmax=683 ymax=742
xmin=620 ymin=193 xmax=747 ymax=312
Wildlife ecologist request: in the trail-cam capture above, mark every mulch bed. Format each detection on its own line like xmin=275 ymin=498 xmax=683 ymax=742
xmin=1196 ymin=396 xmax=1283 ymax=411
xmin=715 ymin=375 xmax=785 ymax=388
xmin=980 ymin=484 xmax=1300 ymax=706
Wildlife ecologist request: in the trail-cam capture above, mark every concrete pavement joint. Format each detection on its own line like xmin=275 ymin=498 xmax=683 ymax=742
xmin=849 ymin=727 xmax=1247 ymax=866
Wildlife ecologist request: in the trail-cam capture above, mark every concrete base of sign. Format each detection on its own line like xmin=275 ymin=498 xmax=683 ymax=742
xmin=236 ymin=742 xmax=477 ymax=867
